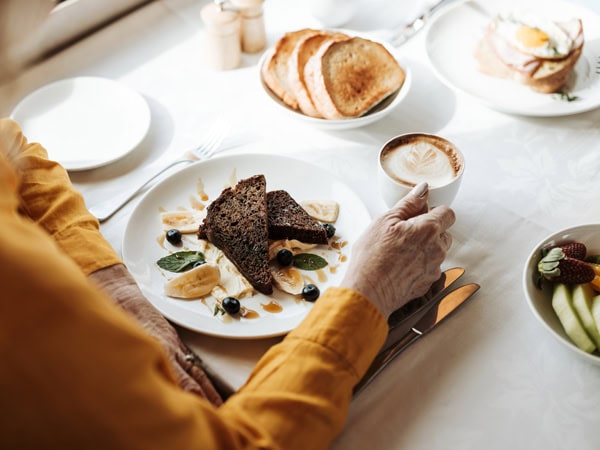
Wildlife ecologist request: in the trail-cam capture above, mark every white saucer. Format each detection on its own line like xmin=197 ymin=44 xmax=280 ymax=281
xmin=11 ymin=77 xmax=151 ymax=171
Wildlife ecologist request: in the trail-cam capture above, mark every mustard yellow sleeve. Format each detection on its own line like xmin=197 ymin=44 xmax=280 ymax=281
xmin=221 ymin=287 xmax=388 ymax=450
xmin=1 ymin=119 xmax=389 ymax=449
xmin=0 ymin=118 xmax=121 ymax=274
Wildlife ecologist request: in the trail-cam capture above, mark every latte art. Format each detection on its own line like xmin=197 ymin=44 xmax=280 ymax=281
xmin=378 ymin=133 xmax=464 ymax=207
xmin=383 ymin=142 xmax=456 ymax=187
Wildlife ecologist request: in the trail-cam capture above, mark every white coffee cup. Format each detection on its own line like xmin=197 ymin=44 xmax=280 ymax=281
xmin=378 ymin=133 xmax=465 ymax=208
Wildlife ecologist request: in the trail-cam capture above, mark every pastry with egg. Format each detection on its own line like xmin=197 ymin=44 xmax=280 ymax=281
xmin=475 ymin=10 xmax=584 ymax=93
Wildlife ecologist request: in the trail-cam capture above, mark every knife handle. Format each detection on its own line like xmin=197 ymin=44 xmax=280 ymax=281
xmin=354 ymin=328 xmax=421 ymax=395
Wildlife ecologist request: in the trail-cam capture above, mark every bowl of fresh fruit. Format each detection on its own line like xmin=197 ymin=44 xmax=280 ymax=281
xmin=523 ymin=224 xmax=600 ymax=365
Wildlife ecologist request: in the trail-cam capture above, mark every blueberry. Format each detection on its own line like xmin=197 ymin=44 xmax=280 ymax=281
xmin=192 ymin=261 xmax=206 ymax=268
xmin=302 ymin=284 xmax=320 ymax=302
xmin=322 ymin=223 xmax=336 ymax=239
xmin=166 ymin=228 xmax=182 ymax=245
xmin=222 ymin=297 xmax=241 ymax=315
xmin=276 ymin=248 xmax=294 ymax=267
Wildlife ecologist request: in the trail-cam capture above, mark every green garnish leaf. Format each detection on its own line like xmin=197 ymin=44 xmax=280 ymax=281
xmin=156 ymin=251 xmax=205 ymax=273
xmin=554 ymin=91 xmax=579 ymax=102
xmin=293 ymin=253 xmax=328 ymax=271
xmin=213 ymin=303 xmax=226 ymax=316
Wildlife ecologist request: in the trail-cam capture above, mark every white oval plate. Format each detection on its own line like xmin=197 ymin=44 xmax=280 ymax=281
xmin=259 ymin=32 xmax=412 ymax=130
xmin=11 ymin=77 xmax=151 ymax=171
xmin=425 ymin=0 xmax=600 ymax=117
xmin=122 ymin=153 xmax=371 ymax=339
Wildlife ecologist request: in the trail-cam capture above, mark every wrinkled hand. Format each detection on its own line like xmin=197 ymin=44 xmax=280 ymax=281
xmin=88 ymin=264 xmax=225 ymax=405
xmin=340 ymin=182 xmax=455 ymax=318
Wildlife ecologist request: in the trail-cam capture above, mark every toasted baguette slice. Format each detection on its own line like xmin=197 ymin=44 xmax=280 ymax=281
xmin=261 ymin=29 xmax=320 ymax=110
xmin=201 ymin=175 xmax=273 ymax=295
xmin=474 ymin=19 xmax=584 ymax=93
xmin=288 ymin=31 xmax=349 ymax=118
xmin=304 ymin=37 xmax=405 ymax=119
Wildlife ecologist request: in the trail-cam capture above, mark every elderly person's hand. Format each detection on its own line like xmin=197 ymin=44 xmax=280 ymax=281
xmin=340 ymin=182 xmax=454 ymax=318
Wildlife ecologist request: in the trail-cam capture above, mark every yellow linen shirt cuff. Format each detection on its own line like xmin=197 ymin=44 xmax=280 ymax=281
xmin=289 ymin=286 xmax=388 ymax=378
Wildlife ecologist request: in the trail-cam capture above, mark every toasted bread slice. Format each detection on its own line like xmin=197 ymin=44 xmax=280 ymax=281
xmin=261 ymin=29 xmax=320 ymax=110
xmin=288 ymin=31 xmax=349 ymax=118
xmin=475 ymin=19 xmax=584 ymax=93
xmin=266 ymin=190 xmax=328 ymax=244
xmin=201 ymin=175 xmax=273 ymax=295
xmin=304 ymin=37 xmax=406 ymax=119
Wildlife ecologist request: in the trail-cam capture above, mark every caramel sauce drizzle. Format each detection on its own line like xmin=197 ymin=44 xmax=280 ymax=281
xmin=260 ymin=301 xmax=283 ymax=313
xmin=241 ymin=307 xmax=259 ymax=319
xmin=197 ymin=178 xmax=209 ymax=202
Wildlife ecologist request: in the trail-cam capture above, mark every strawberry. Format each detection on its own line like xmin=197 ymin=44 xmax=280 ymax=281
xmin=557 ymin=242 xmax=587 ymax=260
xmin=538 ymin=247 xmax=595 ymax=284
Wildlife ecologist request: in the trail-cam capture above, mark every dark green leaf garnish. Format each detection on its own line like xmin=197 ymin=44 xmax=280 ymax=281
xmin=213 ymin=303 xmax=226 ymax=316
xmin=156 ymin=251 xmax=205 ymax=273
xmin=554 ymin=91 xmax=579 ymax=102
xmin=293 ymin=253 xmax=328 ymax=271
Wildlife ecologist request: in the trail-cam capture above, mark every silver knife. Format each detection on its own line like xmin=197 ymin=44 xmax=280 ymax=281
xmin=354 ymin=282 xmax=480 ymax=395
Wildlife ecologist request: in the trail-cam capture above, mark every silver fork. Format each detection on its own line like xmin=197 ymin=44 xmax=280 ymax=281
xmin=89 ymin=121 xmax=229 ymax=223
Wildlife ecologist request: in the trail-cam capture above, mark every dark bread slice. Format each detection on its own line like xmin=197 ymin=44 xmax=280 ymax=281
xmin=267 ymin=190 xmax=328 ymax=244
xmin=201 ymin=175 xmax=273 ymax=295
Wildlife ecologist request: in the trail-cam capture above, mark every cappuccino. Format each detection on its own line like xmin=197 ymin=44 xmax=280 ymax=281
xmin=377 ymin=133 xmax=464 ymax=207
xmin=380 ymin=134 xmax=461 ymax=188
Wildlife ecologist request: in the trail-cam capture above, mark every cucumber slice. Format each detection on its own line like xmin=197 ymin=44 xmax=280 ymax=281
xmin=572 ymin=284 xmax=600 ymax=348
xmin=592 ymin=295 xmax=600 ymax=336
xmin=552 ymin=283 xmax=596 ymax=353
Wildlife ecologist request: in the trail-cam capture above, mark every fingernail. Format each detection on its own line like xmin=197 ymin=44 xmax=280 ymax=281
xmin=411 ymin=182 xmax=429 ymax=198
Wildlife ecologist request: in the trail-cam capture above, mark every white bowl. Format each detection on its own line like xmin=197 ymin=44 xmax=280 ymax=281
xmin=258 ymin=33 xmax=411 ymax=131
xmin=522 ymin=224 xmax=600 ymax=365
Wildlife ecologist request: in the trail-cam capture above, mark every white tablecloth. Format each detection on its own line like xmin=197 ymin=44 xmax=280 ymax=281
xmin=2 ymin=0 xmax=599 ymax=448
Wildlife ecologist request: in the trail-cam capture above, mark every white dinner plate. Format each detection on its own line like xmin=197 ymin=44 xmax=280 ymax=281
xmin=11 ymin=77 xmax=151 ymax=171
xmin=122 ymin=153 xmax=371 ymax=339
xmin=259 ymin=32 xmax=412 ymax=130
xmin=425 ymin=0 xmax=600 ymax=116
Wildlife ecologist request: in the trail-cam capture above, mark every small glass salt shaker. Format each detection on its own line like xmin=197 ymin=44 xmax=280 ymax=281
xmin=201 ymin=1 xmax=241 ymax=70
xmin=230 ymin=0 xmax=266 ymax=54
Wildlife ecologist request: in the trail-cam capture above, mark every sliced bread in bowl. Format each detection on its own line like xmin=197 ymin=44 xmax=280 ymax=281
xmin=303 ymin=36 xmax=406 ymax=119
xmin=288 ymin=31 xmax=349 ymax=118
xmin=261 ymin=28 xmax=320 ymax=110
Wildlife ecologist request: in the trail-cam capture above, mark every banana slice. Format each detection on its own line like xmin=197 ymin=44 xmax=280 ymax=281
xmin=216 ymin=256 xmax=253 ymax=299
xmin=272 ymin=265 xmax=304 ymax=295
xmin=164 ymin=264 xmax=220 ymax=299
xmin=268 ymin=239 xmax=318 ymax=261
xmin=160 ymin=210 xmax=205 ymax=234
xmin=300 ymin=200 xmax=339 ymax=223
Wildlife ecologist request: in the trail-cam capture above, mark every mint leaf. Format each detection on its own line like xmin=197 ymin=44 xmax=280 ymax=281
xmin=156 ymin=251 xmax=205 ymax=273
xmin=213 ymin=303 xmax=226 ymax=316
xmin=293 ymin=253 xmax=328 ymax=271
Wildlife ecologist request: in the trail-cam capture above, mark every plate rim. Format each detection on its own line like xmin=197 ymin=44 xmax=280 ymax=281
xmin=425 ymin=0 xmax=600 ymax=117
xmin=121 ymin=152 xmax=372 ymax=339
xmin=10 ymin=76 xmax=151 ymax=171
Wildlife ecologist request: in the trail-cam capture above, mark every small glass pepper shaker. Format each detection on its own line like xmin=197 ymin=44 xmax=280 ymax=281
xmin=201 ymin=1 xmax=241 ymax=70
xmin=230 ymin=0 xmax=266 ymax=54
